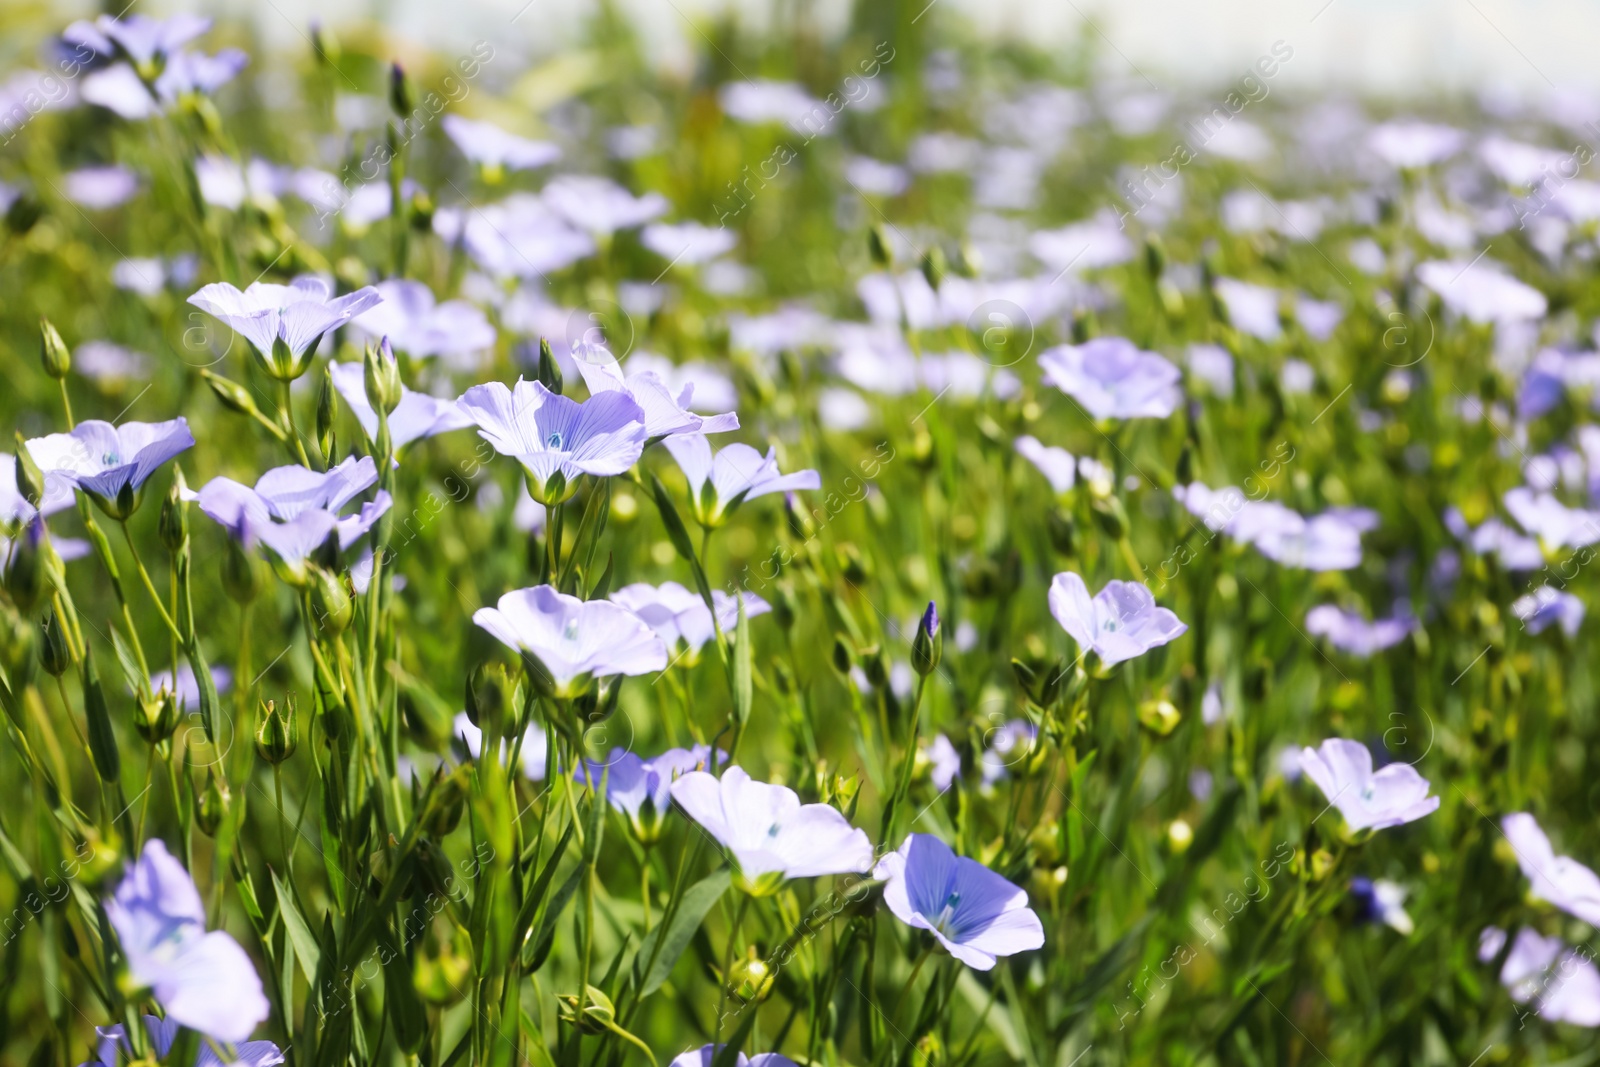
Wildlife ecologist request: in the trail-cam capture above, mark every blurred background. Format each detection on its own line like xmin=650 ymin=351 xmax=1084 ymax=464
xmin=8 ymin=0 xmax=1600 ymax=99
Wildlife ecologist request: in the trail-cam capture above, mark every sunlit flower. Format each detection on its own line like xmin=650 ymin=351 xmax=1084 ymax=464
xmin=1416 ymin=258 xmax=1547 ymax=324
xmin=577 ymin=744 xmax=721 ymax=842
xmin=187 ymin=277 xmax=383 ymax=380
xmin=1512 ymin=586 xmax=1585 ymax=636
xmin=661 ymin=434 xmax=820 ymax=526
xmin=669 ymin=1046 xmax=797 ymax=1067
xmin=106 ymin=840 xmax=269 ymax=1043
xmin=1038 ymin=338 xmax=1181 ymax=420
xmin=81 ymin=1015 xmax=283 ymax=1067
xmin=669 ymin=766 xmax=873 ymax=894
xmin=609 ymin=581 xmax=769 ymax=654
xmin=874 ymin=833 xmax=1045 ymax=970
xmin=347 ymin=278 xmax=495 ymax=363
xmin=442 ymin=114 xmax=560 ymax=178
xmin=451 ymin=711 xmax=548 ymax=782
xmin=329 ymin=362 xmax=474 ymax=450
xmin=573 ymin=345 xmax=739 ymax=438
xmin=1013 ymin=436 xmax=1075 ymax=494
xmin=457 ymin=378 xmax=648 ymax=503
xmin=1367 ymin=120 xmax=1465 ymax=169
xmin=1049 ymin=571 xmax=1187 ymax=668
xmin=1298 ymin=738 xmax=1438 ymax=832
xmin=542 ymin=175 xmax=667 ymax=236
xmin=1481 ymin=926 xmax=1600 ymax=1026
xmin=27 ymin=418 xmax=194 ymax=520
xmin=926 ymin=734 xmax=961 ymax=792
xmin=1501 ymin=812 xmax=1600 ymax=926
xmin=1305 ymin=604 xmax=1414 ymax=656
xmin=62 ymin=165 xmax=139 ymax=209
xmin=473 ymin=585 xmax=668 ymax=697
xmin=641 ymin=221 xmax=738 ymax=266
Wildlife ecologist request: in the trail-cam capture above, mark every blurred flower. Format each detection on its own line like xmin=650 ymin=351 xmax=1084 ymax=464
xmin=64 ymin=13 xmax=209 ymax=68
xmin=609 ymin=582 xmax=769 ymax=653
xmin=1481 ymin=926 xmax=1600 ymax=1026
xmin=1367 ymin=120 xmax=1465 ymax=169
xmin=146 ymin=664 xmax=233 ymax=705
xmin=573 ymin=345 xmax=739 ymax=438
xmin=442 ymin=114 xmax=560 ymax=175
xmin=347 ymin=278 xmax=495 ymax=363
xmin=329 ymin=362 xmax=473 ymax=450
xmin=451 ymin=711 xmax=548 ymax=782
xmin=1416 ymin=258 xmax=1547 ymax=324
xmin=1305 ymin=604 xmax=1414 ymax=655
xmin=1014 ymin=436 xmax=1075 ymax=494
xmin=1501 ymin=812 xmax=1600 ymax=926
xmin=926 ymin=734 xmax=961 ymax=792
xmin=1279 ymin=359 xmax=1315 ymax=395
xmin=542 ymin=175 xmax=667 ymax=236
xmin=1049 ymin=571 xmax=1187 ymax=668
xmin=187 ymin=277 xmax=383 ymax=380
xmin=669 ymin=1046 xmax=796 ymax=1067
xmin=874 ymin=833 xmax=1045 ymax=970
xmin=719 ymin=79 xmax=827 ymax=132
xmin=979 ymin=720 xmax=1037 ymax=786
xmin=83 ymin=1014 xmax=282 ymax=1067
xmin=668 ymin=766 xmax=873 ymax=894
xmin=640 ymin=221 xmax=738 ymax=265
xmin=434 ymin=193 xmax=594 ymax=278
xmin=1186 ymin=343 xmax=1234 ymax=395
xmin=106 ymin=840 xmax=270 ymax=1042
xmin=1512 ymin=586 xmax=1585 ymax=636
xmin=1298 ymin=738 xmax=1439 ymax=832
xmin=474 ymin=585 xmax=668 ymax=696
xmin=1039 ymin=338 xmax=1181 ymax=420
xmin=577 ymin=744 xmax=721 ymax=842
xmin=62 ymin=165 xmax=138 ymax=209
xmin=27 ymin=418 xmax=194 ymax=519
xmin=1230 ymin=502 xmax=1367 ymax=571
xmin=662 ymin=434 xmax=820 ymax=526
xmin=1504 ymin=487 xmax=1600 ymax=550
xmin=1212 ymin=277 xmax=1281 ymax=341
xmin=457 ymin=378 xmax=648 ymax=503
xmin=1349 ymin=877 xmax=1413 ymax=934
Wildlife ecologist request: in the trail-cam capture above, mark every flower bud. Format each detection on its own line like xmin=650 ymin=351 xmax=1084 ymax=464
xmin=911 ymin=601 xmax=941 ymax=677
xmin=1138 ymin=697 xmax=1182 ymax=737
xmin=255 ymin=697 xmax=299 ymax=765
xmin=920 ymin=246 xmax=947 ymax=292
xmin=1091 ymin=496 xmax=1129 ymax=541
xmin=221 ymin=537 xmax=262 ymax=604
xmin=537 ymin=337 xmax=563 ymax=395
xmin=159 ymin=470 xmax=189 ymax=553
xmin=316 ymin=363 xmax=338 ymax=459
xmin=726 ymin=945 xmax=776 ymax=1004
xmin=310 ymin=565 xmax=354 ymax=634
xmin=831 ymin=636 xmax=855 ymax=676
xmin=200 ymin=369 xmax=261 ymax=417
xmin=4 ymin=195 xmax=41 ymax=237
xmin=953 ymin=241 xmax=982 ymax=278
xmin=1142 ymin=232 xmax=1166 ymax=280
xmin=389 ymin=61 xmax=413 ymax=117
xmin=1046 ymin=507 xmax=1077 ymax=556
xmin=4 ymin=519 xmax=46 ymax=613
xmin=557 ymin=987 xmax=616 ymax=1036
xmin=267 ymin=332 xmax=300 ymax=380
xmin=81 ymin=649 xmax=120 ymax=784
xmin=39 ymin=317 xmax=71 ymax=379
xmin=365 ymin=337 xmax=403 ymax=416
xmin=39 ymin=606 xmax=71 ymax=677
xmin=14 ymin=434 xmax=45 ymax=509
xmin=72 ymin=828 xmax=122 ymax=888
xmin=772 ymin=583 xmax=798 ymax=631
xmin=1071 ymin=307 xmax=1096 ymax=344
xmin=195 ymin=768 xmax=230 ymax=836
xmin=868 ymin=223 xmax=894 ymax=270
xmin=135 ymin=685 xmax=179 ymax=745
xmin=422 ymin=765 xmax=469 ymax=837
xmin=836 ymin=543 xmax=869 ymax=585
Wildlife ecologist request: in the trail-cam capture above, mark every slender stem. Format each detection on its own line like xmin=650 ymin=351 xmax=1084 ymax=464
xmin=279 ymin=379 xmax=312 ymax=467
xmin=118 ymin=522 xmax=181 ymax=641
xmin=58 ymin=379 xmax=75 ymax=429
xmin=713 ymin=892 xmax=752 ymax=1045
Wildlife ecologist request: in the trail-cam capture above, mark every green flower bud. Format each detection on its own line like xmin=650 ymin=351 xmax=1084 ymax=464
xmin=4 ymin=520 xmax=46 ymax=613
xmin=221 ymin=537 xmax=263 ymax=605
xmin=868 ymin=223 xmax=895 ymax=270
xmin=39 ymin=607 xmax=70 ymax=677
xmin=364 ymin=337 xmax=403 ymax=416
xmin=310 ymin=565 xmax=354 ymax=634
xmin=831 ymin=636 xmax=855 ymax=676
xmin=1071 ymin=307 xmax=1096 ymax=344
xmin=1142 ymin=232 xmax=1166 ymax=280
xmin=39 ymin=317 xmax=71 ymax=379
xmin=195 ymin=768 xmax=230 ymax=836
xmin=921 ymin=245 xmax=947 ymax=292
xmin=316 ymin=363 xmax=337 ymax=460
xmin=772 ymin=583 xmax=798 ymax=631
xmin=1046 ymin=508 xmax=1077 ymax=556
xmin=557 ymin=986 xmax=615 ymax=1036
xmin=14 ymin=433 xmax=45 ymax=509
xmin=81 ymin=649 xmax=120 ymax=784
xmin=159 ymin=470 xmax=189 ymax=553
xmin=1138 ymin=697 xmax=1182 ymax=737
xmin=537 ymin=337 xmax=563 ymax=395
xmin=4 ymin=195 xmax=41 ymax=237
xmin=255 ymin=696 xmax=299 ymax=765
xmin=135 ymin=685 xmax=179 ymax=745
xmin=200 ymin=369 xmax=261 ymax=417
xmin=911 ymin=601 xmax=941 ymax=677
xmin=1091 ymin=496 xmax=1129 ymax=541
xmin=389 ymin=61 xmax=413 ymax=118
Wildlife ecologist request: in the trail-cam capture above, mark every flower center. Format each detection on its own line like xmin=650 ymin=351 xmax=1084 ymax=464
xmin=103 ymin=452 xmax=121 ymax=467
xmin=933 ymin=890 xmax=962 ymax=934
xmin=563 ymin=620 xmax=579 ymax=641
xmin=547 ymin=431 xmax=564 ymax=449
xmin=766 ymin=822 xmax=782 ymax=838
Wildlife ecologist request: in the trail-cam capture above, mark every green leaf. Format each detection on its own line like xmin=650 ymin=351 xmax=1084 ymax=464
xmin=636 ymin=867 xmax=731 ymax=996
xmin=107 ymin=626 xmax=144 ymax=697
xmin=272 ymin=870 xmax=322 ymax=987
xmin=80 ymin=648 xmax=120 ymax=785
xmin=524 ymin=863 xmax=583 ymax=974
xmin=710 ymin=1000 xmax=758 ymax=1067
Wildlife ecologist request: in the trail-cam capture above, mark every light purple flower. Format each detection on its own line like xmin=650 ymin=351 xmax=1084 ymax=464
xmin=1304 ymin=604 xmax=1414 ymax=656
xmin=442 ymin=115 xmax=560 ymax=175
xmin=64 ymin=14 xmax=211 ymax=67
xmin=188 ymin=277 xmax=383 ymax=380
xmin=1416 ymin=259 xmax=1547 ymax=325
xmin=1349 ymin=877 xmax=1413 ymax=935
xmin=1039 ymin=338 xmax=1181 ymax=420
xmin=574 ymin=345 xmax=739 ymax=438
xmin=577 ymin=744 xmax=721 ymax=842
xmin=1504 ymin=487 xmax=1600 ymax=550
xmin=190 ymin=457 xmax=389 ymax=574
xmin=541 ymin=175 xmax=667 ymax=236
xmin=661 ymin=434 xmax=820 ymax=527
xmin=926 ymin=734 xmax=961 ymax=792
xmin=457 ymin=378 xmax=648 ymax=503
xmin=474 ymin=585 xmax=668 ymax=696
xmin=1186 ymin=343 xmax=1235 ymax=395
xmin=80 ymin=1014 xmax=283 ymax=1067
xmin=610 ymin=581 xmax=769 ymax=654
xmin=329 ymin=362 xmax=473 ymax=451
xmin=147 ymin=664 xmax=233 ymax=705
xmin=668 ymin=766 xmax=873 ymax=894
xmin=1049 ymin=571 xmax=1186 ymax=668
xmin=75 ymin=340 xmax=152 ymax=383
xmin=1013 ymin=436 xmax=1075 ymax=494
xmin=1212 ymin=278 xmax=1282 ymax=341
xmin=27 ymin=418 xmax=194 ymax=519
xmin=1513 ymin=586 xmax=1585 ymax=636
xmin=451 ymin=711 xmax=548 ymax=782
xmin=1367 ymin=120 xmax=1465 ymax=169
xmin=1298 ymin=738 xmax=1439 ymax=832
xmin=348 ymin=279 xmax=495 ymax=363
xmin=106 ymin=840 xmax=269 ymax=1043
xmin=641 ymin=222 xmax=738 ymax=266
xmin=63 ymin=165 xmax=138 ymax=209
xmin=1501 ymin=812 xmax=1600 ymax=926
xmin=0 ymin=457 xmax=76 ymax=526
xmin=434 ymin=194 xmax=594 ymax=279
xmin=1231 ymin=503 xmax=1366 ymax=571
xmin=669 ymin=1046 xmax=797 ymax=1067
xmin=1482 ymin=926 xmax=1600 ymax=1026
xmin=718 ymin=79 xmax=827 ymax=132
xmin=874 ymin=833 xmax=1045 ymax=970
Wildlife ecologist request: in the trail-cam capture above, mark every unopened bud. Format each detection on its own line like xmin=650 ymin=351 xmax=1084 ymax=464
xmin=364 ymin=337 xmax=403 ymax=416
xmin=389 ymin=61 xmax=413 ymax=118
xmin=255 ymin=696 xmax=299 ymax=764
xmin=39 ymin=606 xmax=71 ymax=677
xmin=310 ymin=565 xmax=353 ymax=634
xmin=159 ymin=470 xmax=189 ymax=552
xmin=868 ymin=223 xmax=894 ymax=270
xmin=39 ymin=318 xmax=70 ymax=379
xmin=537 ymin=338 xmax=563 ymax=395
xmin=14 ymin=434 xmax=45 ymax=509
xmin=911 ymin=601 xmax=941 ymax=677
xmin=921 ymin=246 xmax=947 ymax=292
xmin=201 ymin=370 xmax=260 ymax=417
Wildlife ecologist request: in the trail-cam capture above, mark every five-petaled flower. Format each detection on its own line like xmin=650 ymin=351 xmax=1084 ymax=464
xmin=1298 ymin=738 xmax=1439 ymax=832
xmin=662 ymin=434 xmax=820 ymax=527
xmin=1048 ymin=571 xmax=1187 ymax=668
xmin=187 ymin=277 xmax=383 ymax=381
xmin=28 ymin=418 xmax=194 ymax=520
xmin=473 ymin=585 xmax=668 ymax=698
xmin=874 ymin=833 xmax=1045 ymax=970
